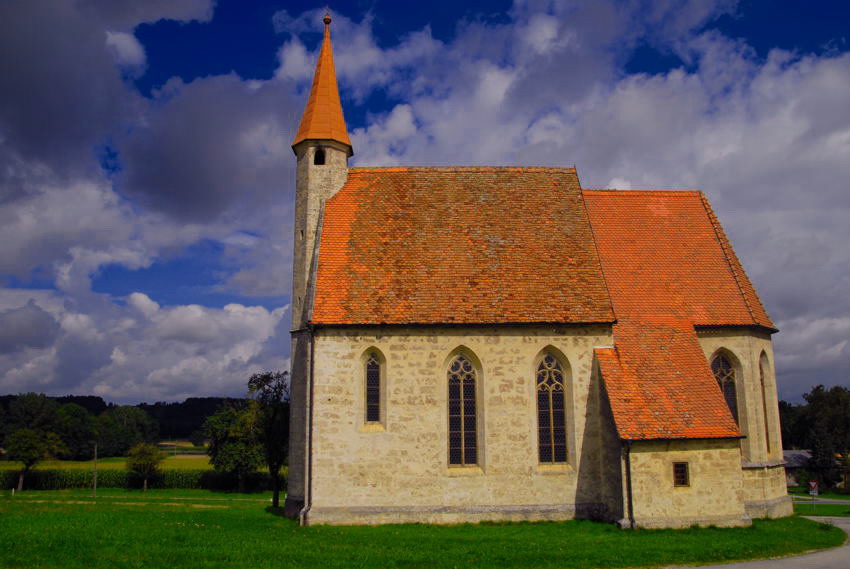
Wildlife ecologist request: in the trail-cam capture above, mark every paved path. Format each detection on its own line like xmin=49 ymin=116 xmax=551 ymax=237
xmin=667 ymin=517 xmax=850 ymax=569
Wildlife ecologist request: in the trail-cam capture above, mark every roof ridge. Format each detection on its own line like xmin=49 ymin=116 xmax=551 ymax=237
xmin=583 ymin=189 xmax=702 ymax=196
xmin=698 ymin=193 xmax=775 ymax=331
xmin=348 ymin=166 xmax=577 ymax=173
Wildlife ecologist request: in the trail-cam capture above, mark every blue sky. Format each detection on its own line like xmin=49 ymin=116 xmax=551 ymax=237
xmin=1 ymin=0 xmax=849 ymax=403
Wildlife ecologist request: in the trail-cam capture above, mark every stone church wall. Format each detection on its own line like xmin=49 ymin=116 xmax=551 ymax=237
xmin=696 ymin=328 xmax=791 ymax=517
xmin=626 ymin=439 xmax=748 ymax=528
xmin=304 ymin=324 xmax=615 ymax=525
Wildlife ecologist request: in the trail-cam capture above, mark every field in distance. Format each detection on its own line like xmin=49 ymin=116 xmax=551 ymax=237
xmin=0 ymin=489 xmax=845 ymax=569
xmin=0 ymin=454 xmax=211 ymax=471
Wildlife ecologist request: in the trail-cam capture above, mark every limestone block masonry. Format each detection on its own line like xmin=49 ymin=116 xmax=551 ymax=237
xmin=285 ymin=139 xmax=348 ymax=519
xmin=625 ymin=439 xmax=748 ymax=529
xmin=696 ymin=327 xmax=792 ymax=519
xmin=304 ymin=325 xmax=617 ymax=525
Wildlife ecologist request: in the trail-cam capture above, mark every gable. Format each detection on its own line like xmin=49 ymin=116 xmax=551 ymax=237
xmin=311 ymin=167 xmax=615 ymax=325
xmin=584 ymin=190 xmax=774 ymax=440
xmin=582 ymin=190 xmax=774 ymax=330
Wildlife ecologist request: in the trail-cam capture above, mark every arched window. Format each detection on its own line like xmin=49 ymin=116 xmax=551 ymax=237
xmin=448 ymin=354 xmax=477 ymax=466
xmin=759 ymin=353 xmax=772 ymax=455
xmin=537 ymin=354 xmax=567 ymax=463
xmin=313 ymin=147 xmax=326 ymax=165
xmin=365 ymin=352 xmax=381 ymax=423
xmin=711 ymin=353 xmax=738 ymax=424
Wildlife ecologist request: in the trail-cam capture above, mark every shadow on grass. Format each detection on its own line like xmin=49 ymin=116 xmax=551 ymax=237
xmin=265 ymin=506 xmax=287 ymax=517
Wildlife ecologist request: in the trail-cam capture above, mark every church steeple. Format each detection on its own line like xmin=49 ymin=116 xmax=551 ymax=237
xmin=291 ymin=12 xmax=352 ymax=155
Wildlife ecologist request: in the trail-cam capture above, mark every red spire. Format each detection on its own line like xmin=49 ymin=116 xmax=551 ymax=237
xmin=291 ymin=12 xmax=352 ymax=154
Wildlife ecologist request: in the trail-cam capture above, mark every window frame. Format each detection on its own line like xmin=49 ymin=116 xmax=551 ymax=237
xmin=365 ymin=352 xmax=381 ymax=424
xmin=711 ymin=352 xmax=739 ymax=424
xmin=673 ymin=462 xmax=690 ymax=487
xmin=359 ymin=348 xmax=386 ymax=431
xmin=536 ymin=352 xmax=568 ymax=464
xmin=447 ymin=353 xmax=479 ymax=468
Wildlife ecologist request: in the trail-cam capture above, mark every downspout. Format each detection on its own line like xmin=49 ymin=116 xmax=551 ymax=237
xmin=623 ymin=440 xmax=636 ymax=529
xmin=298 ymin=204 xmax=324 ymax=526
xmin=298 ymin=324 xmax=316 ymax=525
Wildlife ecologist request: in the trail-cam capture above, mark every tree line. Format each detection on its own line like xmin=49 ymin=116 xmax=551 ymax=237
xmin=1 ymin=373 xmax=290 ymax=505
xmin=0 ymin=394 xmax=246 ymax=461
xmin=779 ymin=384 xmax=850 ymax=488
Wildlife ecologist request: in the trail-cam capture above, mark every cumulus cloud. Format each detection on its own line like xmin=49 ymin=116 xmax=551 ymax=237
xmin=105 ymin=31 xmax=146 ymax=68
xmin=0 ymin=301 xmax=61 ymax=354
xmin=285 ymin=1 xmax=848 ymax=400
xmin=1 ymin=0 xmax=848 ymax=403
xmin=0 ymin=290 xmax=289 ymax=402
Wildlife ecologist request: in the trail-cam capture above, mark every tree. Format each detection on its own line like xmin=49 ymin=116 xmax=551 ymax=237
xmin=4 ymin=429 xmax=66 ymax=491
xmin=57 ymin=403 xmax=97 ymax=460
xmin=248 ymin=371 xmax=290 ymax=508
xmin=800 ymin=385 xmax=850 ymax=456
xmin=97 ymin=406 xmax=158 ymax=457
xmin=204 ymin=404 xmax=263 ymax=492
xmin=0 ymin=404 xmax=6 ymax=445
xmin=188 ymin=429 xmax=206 ymax=448
xmin=126 ymin=443 xmax=166 ymax=492
xmin=8 ymin=393 xmax=60 ymax=433
xmin=809 ymin=419 xmax=841 ymax=489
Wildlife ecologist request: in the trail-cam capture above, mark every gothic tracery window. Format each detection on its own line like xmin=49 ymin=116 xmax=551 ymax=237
xmin=537 ymin=354 xmax=567 ymax=463
xmin=365 ymin=353 xmax=381 ymax=423
xmin=448 ymin=354 xmax=477 ymax=466
xmin=711 ymin=354 xmax=738 ymax=424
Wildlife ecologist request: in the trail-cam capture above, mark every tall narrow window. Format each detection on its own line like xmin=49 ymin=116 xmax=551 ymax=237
xmin=537 ymin=354 xmax=567 ymax=463
xmin=711 ymin=354 xmax=738 ymax=424
xmin=759 ymin=354 xmax=772 ymax=455
xmin=448 ymin=354 xmax=477 ymax=466
xmin=365 ymin=353 xmax=381 ymax=423
xmin=313 ymin=147 xmax=326 ymax=165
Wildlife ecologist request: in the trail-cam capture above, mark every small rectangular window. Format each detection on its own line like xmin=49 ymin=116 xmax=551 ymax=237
xmin=673 ymin=462 xmax=689 ymax=487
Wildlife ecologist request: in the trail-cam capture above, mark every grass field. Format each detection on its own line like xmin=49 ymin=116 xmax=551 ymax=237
xmin=0 ymin=490 xmax=844 ymax=569
xmin=790 ymin=489 xmax=850 ymax=501
xmin=793 ymin=502 xmax=850 ymax=517
xmin=0 ymin=454 xmax=211 ymax=471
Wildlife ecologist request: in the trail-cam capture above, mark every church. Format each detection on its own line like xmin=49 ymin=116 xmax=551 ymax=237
xmin=284 ymin=15 xmax=791 ymax=528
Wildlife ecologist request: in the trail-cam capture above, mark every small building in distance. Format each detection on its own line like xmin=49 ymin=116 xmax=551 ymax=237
xmin=284 ymin=15 xmax=792 ymax=528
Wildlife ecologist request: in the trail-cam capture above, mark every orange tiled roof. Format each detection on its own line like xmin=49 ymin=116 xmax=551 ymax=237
xmin=311 ymin=167 xmax=616 ymax=325
xmin=582 ymin=190 xmax=774 ymax=330
xmin=291 ymin=15 xmax=352 ymax=152
xmin=584 ymin=189 xmax=773 ymax=440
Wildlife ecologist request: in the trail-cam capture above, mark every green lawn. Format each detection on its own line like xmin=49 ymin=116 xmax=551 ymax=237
xmin=790 ymin=489 xmax=850 ymax=501
xmin=794 ymin=502 xmax=850 ymax=517
xmin=0 ymin=454 xmax=211 ymax=471
xmin=0 ymin=490 xmax=844 ymax=569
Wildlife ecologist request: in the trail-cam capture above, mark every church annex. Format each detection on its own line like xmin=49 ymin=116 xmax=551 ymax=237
xmin=284 ymin=15 xmax=792 ymax=528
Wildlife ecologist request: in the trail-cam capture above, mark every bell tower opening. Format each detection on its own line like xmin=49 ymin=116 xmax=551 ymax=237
xmin=313 ymin=147 xmax=326 ymax=165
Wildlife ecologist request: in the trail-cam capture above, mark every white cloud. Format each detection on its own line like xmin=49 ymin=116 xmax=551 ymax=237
xmin=1 ymin=0 xmax=849 ymax=403
xmin=105 ymin=31 xmax=146 ymax=67
xmin=275 ymin=40 xmax=312 ymax=82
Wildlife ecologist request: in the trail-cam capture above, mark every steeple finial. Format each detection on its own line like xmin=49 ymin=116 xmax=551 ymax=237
xmin=291 ymin=8 xmax=353 ymax=155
